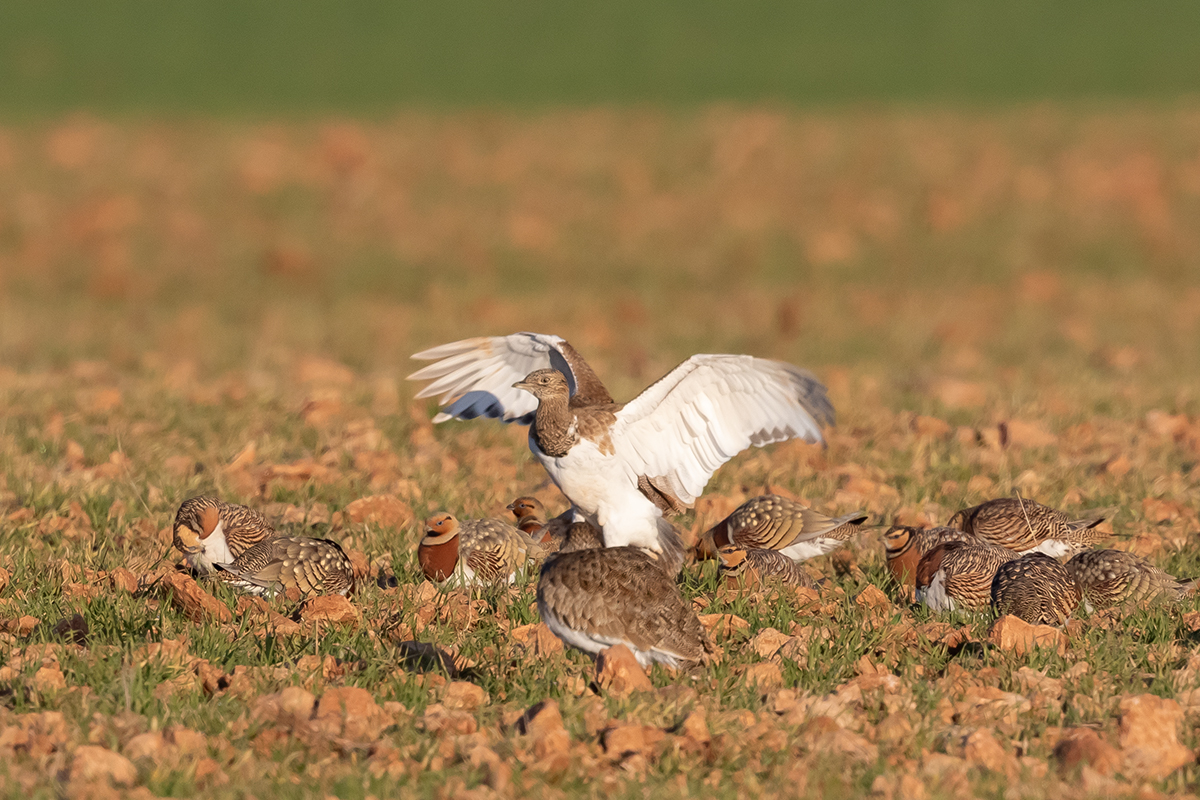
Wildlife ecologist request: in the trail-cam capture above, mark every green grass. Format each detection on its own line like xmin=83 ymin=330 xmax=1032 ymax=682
xmin=3 ymin=0 xmax=1200 ymax=114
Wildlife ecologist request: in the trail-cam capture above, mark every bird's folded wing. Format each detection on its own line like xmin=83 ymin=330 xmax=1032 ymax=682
xmin=408 ymin=332 xmax=589 ymax=424
xmin=612 ymin=355 xmax=834 ymax=506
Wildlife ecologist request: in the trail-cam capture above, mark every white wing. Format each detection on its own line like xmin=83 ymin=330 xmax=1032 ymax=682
xmin=407 ymin=333 xmax=579 ymax=424
xmin=611 ymin=355 xmax=834 ymax=506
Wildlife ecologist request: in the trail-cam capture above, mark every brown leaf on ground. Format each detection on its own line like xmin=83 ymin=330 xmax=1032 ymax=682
xmin=912 ymin=414 xmax=952 ymax=438
xmin=603 ymin=722 xmax=665 ymax=760
xmin=1117 ymin=694 xmax=1194 ymax=779
xmin=107 ymin=568 xmax=138 ymax=594
xmin=442 ymin=681 xmax=489 ymax=712
xmin=698 ymin=613 xmax=750 ymax=639
xmin=252 ymin=686 xmax=317 ymax=730
xmin=1003 ymin=419 xmax=1057 ymax=448
xmin=931 ymin=378 xmax=986 ymax=409
xmin=314 ymin=687 xmax=391 ymax=741
xmin=296 ymin=595 xmax=359 ymax=626
xmin=987 ymin=615 xmax=1067 ymax=656
xmin=596 ymin=644 xmax=652 ymax=697
xmin=510 ymin=622 xmax=565 ymax=656
xmin=160 ymin=573 xmax=232 ymax=624
xmin=747 ymin=627 xmax=792 ymax=659
xmin=1054 ymin=728 xmax=1121 ymax=775
xmin=802 ymin=716 xmax=877 ymax=762
xmin=742 ymin=662 xmax=784 ymax=693
xmin=70 ymin=745 xmax=138 ymax=786
xmin=344 ymin=494 xmax=414 ymax=529
xmin=962 ymin=729 xmax=1017 ymax=777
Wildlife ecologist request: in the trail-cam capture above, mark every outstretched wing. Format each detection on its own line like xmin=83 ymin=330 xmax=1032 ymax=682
xmin=611 ymin=355 xmax=834 ymax=507
xmin=407 ymin=333 xmax=612 ymax=424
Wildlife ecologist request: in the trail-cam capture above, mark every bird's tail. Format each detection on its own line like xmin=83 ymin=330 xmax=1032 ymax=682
xmin=1070 ymin=507 xmax=1115 ymax=531
xmin=656 ymin=517 xmax=686 ymax=578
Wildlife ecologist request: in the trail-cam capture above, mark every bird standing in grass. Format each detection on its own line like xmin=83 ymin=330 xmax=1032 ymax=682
xmin=506 ymin=496 xmax=604 ymax=554
xmin=409 ymin=333 xmax=833 ymax=565
xmin=536 ymin=546 xmax=716 ymax=668
xmin=173 ymin=496 xmax=277 ymax=575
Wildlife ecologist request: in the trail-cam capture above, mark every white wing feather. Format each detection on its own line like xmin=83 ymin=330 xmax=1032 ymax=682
xmin=407 ymin=333 xmax=578 ymax=424
xmin=611 ymin=355 xmax=834 ymax=505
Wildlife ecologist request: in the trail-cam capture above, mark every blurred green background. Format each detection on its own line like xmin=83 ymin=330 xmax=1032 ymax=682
xmin=2 ymin=0 xmax=1200 ymax=113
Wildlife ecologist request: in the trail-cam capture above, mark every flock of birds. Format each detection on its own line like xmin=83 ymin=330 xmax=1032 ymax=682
xmin=167 ymin=332 xmax=1196 ymax=670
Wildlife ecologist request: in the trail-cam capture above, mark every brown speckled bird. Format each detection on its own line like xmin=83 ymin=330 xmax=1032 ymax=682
xmin=418 ymin=512 xmax=542 ymax=586
xmin=991 ymin=553 xmax=1081 ymax=625
xmin=915 ymin=540 xmax=1020 ymax=613
xmin=883 ymin=525 xmax=982 ymax=587
xmin=507 ymin=497 xmax=550 ymax=539
xmin=716 ymin=544 xmax=817 ymax=589
xmin=700 ymin=495 xmax=868 ymax=562
xmin=506 ymin=496 xmax=604 ymax=554
xmin=1065 ymin=549 xmax=1196 ymax=611
xmin=948 ymin=497 xmax=1105 ymax=557
xmin=537 ymin=547 xmax=717 ymax=668
xmin=214 ymin=536 xmax=355 ymax=597
xmin=173 ymin=496 xmax=277 ymax=575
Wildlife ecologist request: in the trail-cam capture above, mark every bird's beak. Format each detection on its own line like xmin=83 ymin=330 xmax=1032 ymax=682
xmin=512 ymin=380 xmax=530 ymax=390
xmin=505 ymin=502 xmax=515 ymax=511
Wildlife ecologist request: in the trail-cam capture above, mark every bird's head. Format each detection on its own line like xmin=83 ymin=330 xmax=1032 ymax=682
xmin=716 ymin=543 xmax=748 ymax=572
xmin=882 ymin=525 xmax=915 ymax=558
xmin=422 ymin=512 xmax=460 ymax=544
xmin=173 ymin=496 xmax=223 ymax=554
xmin=512 ymin=369 xmax=570 ymax=400
xmin=506 ymin=496 xmax=544 ymax=520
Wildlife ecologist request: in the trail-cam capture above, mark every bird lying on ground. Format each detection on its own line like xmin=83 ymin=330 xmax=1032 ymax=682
xmin=991 ymin=553 xmax=1082 ymax=626
xmin=882 ymin=525 xmax=982 ymax=588
xmin=948 ymin=497 xmax=1106 ymax=557
xmin=716 ymin=543 xmax=818 ymax=589
xmin=699 ymin=494 xmax=867 ymax=562
xmin=173 ymin=496 xmax=277 ymax=575
xmin=1065 ymin=549 xmax=1196 ymax=611
xmin=418 ymin=512 xmax=543 ymax=586
xmin=214 ymin=536 xmax=355 ymax=597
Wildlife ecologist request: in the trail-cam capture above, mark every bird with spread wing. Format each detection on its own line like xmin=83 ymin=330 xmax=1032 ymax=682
xmin=408 ymin=333 xmax=834 ymax=560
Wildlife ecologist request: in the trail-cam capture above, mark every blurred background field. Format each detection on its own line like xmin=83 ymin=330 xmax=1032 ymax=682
xmin=3 ymin=4 xmax=1200 ymax=798
xmin=4 ymin=0 xmax=1200 ymax=110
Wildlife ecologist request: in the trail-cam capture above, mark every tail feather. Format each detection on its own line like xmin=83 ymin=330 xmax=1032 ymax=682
xmin=214 ymin=562 xmax=278 ymax=593
xmin=1068 ymin=515 xmax=1107 ymax=532
xmin=1070 ymin=506 xmax=1117 ymax=530
xmin=655 ymin=517 xmax=686 ymax=578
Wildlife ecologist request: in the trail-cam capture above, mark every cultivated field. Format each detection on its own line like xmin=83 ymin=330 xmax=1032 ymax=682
xmin=1 ymin=106 xmax=1200 ymax=798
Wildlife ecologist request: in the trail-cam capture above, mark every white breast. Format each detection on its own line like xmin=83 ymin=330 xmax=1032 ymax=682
xmin=529 ymin=434 xmax=663 ymax=552
xmin=780 ymin=537 xmax=845 ymax=562
xmin=917 ymin=571 xmax=957 ymax=613
xmin=186 ymin=522 xmax=233 ymax=574
xmin=1024 ymin=540 xmax=1077 ymax=558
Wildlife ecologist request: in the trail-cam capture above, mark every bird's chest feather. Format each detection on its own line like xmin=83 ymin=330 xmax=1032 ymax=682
xmin=529 ymin=434 xmax=626 ymax=512
xmin=1024 ymin=539 xmax=1076 ymax=558
xmin=188 ymin=525 xmax=233 ymax=573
